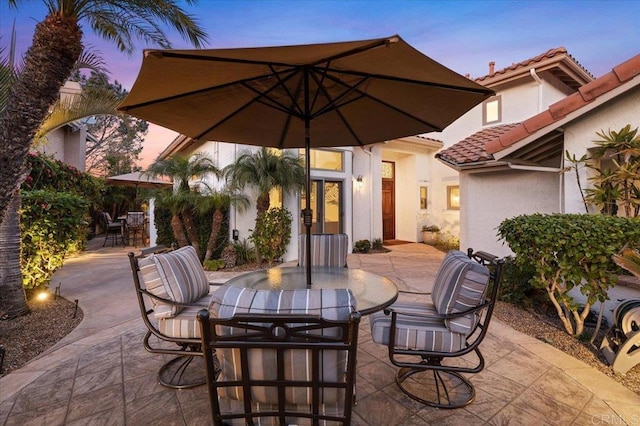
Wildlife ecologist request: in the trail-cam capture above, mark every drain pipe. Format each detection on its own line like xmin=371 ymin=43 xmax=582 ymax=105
xmin=530 ymin=68 xmax=543 ymax=112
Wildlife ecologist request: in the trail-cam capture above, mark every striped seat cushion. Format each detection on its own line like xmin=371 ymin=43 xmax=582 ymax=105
xmin=157 ymin=294 xmax=211 ymax=338
xmin=209 ymin=285 xmax=356 ymax=405
xmin=431 ymin=250 xmax=491 ymax=334
xmin=298 ymin=234 xmax=349 ymax=267
xmin=138 ymin=245 xmax=209 ymax=318
xmin=217 ymin=397 xmax=346 ymax=426
xmin=369 ymin=302 xmax=467 ymax=352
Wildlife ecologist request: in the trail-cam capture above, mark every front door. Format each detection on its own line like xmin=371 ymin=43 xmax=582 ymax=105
xmin=382 ymin=161 xmax=395 ymax=241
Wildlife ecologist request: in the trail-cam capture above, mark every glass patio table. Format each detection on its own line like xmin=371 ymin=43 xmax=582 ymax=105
xmin=223 ymin=266 xmax=398 ymax=315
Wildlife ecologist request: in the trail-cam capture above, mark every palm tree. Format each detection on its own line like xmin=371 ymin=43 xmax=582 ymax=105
xmin=0 ymin=0 xmax=207 ymax=318
xmin=154 ymin=188 xmax=190 ymax=249
xmin=198 ymin=185 xmax=250 ymax=261
xmin=147 ymin=153 xmax=221 ymax=258
xmin=614 ymin=247 xmax=640 ymax=279
xmin=224 ymin=147 xmax=305 ymax=221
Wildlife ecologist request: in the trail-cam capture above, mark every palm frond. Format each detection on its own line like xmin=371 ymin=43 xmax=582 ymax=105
xmin=613 ymin=248 xmax=640 ymax=279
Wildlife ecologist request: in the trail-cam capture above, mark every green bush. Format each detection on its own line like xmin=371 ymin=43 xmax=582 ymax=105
xmin=497 ymin=256 xmax=545 ymax=308
xmin=354 ymin=239 xmax=371 ymax=253
xmin=250 ymin=207 xmax=292 ymax=264
xmin=203 ymin=259 xmax=225 ymax=271
xmin=498 ymin=213 xmax=640 ymax=336
xmin=371 ymin=238 xmax=383 ymax=251
xmin=232 ymin=238 xmax=256 ymax=266
xmin=21 ymin=190 xmax=89 ymax=289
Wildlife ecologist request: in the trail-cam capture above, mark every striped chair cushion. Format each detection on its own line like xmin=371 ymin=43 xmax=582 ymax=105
xmin=369 ymin=302 xmax=467 ymax=353
xmin=157 ymin=295 xmax=211 ymax=338
xmin=217 ymin=398 xmax=346 ymax=426
xmin=430 ymin=250 xmax=491 ymax=335
xmin=138 ymin=245 xmax=209 ymax=318
xmin=209 ymin=285 xmax=356 ymax=405
xmin=298 ymin=233 xmax=349 ymax=267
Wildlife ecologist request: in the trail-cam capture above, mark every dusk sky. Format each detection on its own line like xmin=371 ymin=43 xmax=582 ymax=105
xmin=2 ymin=0 xmax=639 ymax=167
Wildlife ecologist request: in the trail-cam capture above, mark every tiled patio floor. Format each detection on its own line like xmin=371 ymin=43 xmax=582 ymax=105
xmin=1 ymin=240 xmax=638 ymax=425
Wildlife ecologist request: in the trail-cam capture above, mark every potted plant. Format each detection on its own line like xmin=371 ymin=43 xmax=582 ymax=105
xmin=421 ymin=225 xmax=440 ymax=245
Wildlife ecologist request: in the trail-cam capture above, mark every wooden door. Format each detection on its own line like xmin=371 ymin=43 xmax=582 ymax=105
xmin=382 ymin=162 xmax=395 ymax=240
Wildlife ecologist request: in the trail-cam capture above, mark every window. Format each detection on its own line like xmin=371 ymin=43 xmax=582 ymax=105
xmin=299 ymin=149 xmax=343 ymax=171
xmin=483 ymin=96 xmax=501 ymax=125
xmin=420 ymin=186 xmax=428 ymax=210
xmin=447 ymin=186 xmax=460 ymax=210
xmin=301 ymin=180 xmax=343 ymax=234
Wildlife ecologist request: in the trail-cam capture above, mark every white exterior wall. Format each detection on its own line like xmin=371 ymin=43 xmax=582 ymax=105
xmin=461 ymin=169 xmax=561 ymax=257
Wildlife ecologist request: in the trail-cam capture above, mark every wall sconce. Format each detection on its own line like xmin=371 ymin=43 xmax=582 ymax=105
xmin=355 ymin=175 xmax=363 ymax=189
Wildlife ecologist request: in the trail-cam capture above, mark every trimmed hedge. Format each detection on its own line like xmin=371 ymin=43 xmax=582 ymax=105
xmin=498 ymin=213 xmax=640 ymax=336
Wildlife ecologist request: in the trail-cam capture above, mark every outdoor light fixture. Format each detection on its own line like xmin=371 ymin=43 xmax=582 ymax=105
xmin=36 ymin=291 xmax=49 ymax=302
xmin=356 ymin=175 xmax=364 ymax=189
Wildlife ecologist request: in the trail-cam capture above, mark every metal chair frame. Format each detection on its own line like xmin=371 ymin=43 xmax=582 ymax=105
xmin=198 ymin=310 xmax=361 ymax=426
xmin=128 ymin=245 xmax=206 ymax=389
xmin=126 ymin=211 xmax=145 ymax=247
xmin=100 ymin=212 xmax=125 ymax=247
xmin=383 ymin=249 xmax=504 ymax=409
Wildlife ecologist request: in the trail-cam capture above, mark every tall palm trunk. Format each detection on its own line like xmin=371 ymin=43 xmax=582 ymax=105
xmin=0 ymin=195 xmax=28 ymax=318
xmin=170 ymin=214 xmax=189 ymax=248
xmin=0 ymin=15 xmax=82 ymax=318
xmin=256 ymin=193 xmax=270 ymax=219
xmin=0 ymin=14 xmax=82 ymax=224
xmin=181 ymin=207 xmax=201 ymax=258
xmin=204 ymin=209 xmax=224 ymax=261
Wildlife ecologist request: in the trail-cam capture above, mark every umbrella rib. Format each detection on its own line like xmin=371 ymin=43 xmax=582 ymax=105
xmin=316 ymin=70 xmax=444 ymax=131
xmin=194 ymin=68 xmax=304 ymax=140
xmin=321 ymin=66 xmax=494 ymax=96
xmin=308 ymin=69 xmax=366 ymax=145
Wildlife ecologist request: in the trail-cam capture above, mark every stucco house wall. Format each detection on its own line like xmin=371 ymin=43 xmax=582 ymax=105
xmin=460 ymin=169 xmax=561 ymax=257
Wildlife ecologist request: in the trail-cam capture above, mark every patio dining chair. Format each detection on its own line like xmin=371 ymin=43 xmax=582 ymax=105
xmin=100 ymin=211 xmax=125 ymax=247
xmin=298 ymin=233 xmax=349 ymax=267
xmin=126 ymin=211 xmax=145 ymax=247
xmin=370 ymin=248 xmax=504 ymax=409
xmin=129 ymin=244 xmax=216 ymax=389
xmin=198 ymin=285 xmax=360 ymax=426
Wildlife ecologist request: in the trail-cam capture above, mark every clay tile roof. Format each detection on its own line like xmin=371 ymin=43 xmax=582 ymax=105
xmin=436 ymin=124 xmax=520 ymax=166
xmin=484 ymin=53 xmax=640 ymax=156
xmin=475 ymin=47 xmax=592 ymax=82
xmin=416 ymin=135 xmax=443 ymax=144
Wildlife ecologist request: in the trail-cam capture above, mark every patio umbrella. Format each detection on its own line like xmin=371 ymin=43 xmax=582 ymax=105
xmin=117 ymin=35 xmax=494 ymax=286
xmin=106 ymin=171 xmax=173 ymax=189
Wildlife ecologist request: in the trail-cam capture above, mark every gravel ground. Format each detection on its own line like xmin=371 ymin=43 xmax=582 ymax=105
xmin=0 ymin=297 xmax=83 ymax=377
xmin=1 ymin=295 xmax=638 ymax=397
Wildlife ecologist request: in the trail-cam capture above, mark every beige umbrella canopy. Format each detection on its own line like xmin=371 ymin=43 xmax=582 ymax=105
xmin=105 ymin=171 xmax=172 ymax=189
xmin=118 ymin=35 xmax=494 ymax=285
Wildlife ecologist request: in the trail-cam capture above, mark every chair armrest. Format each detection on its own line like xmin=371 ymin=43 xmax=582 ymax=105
xmin=385 ymin=301 xmax=491 ymax=321
xmin=398 ymin=290 xmax=430 ymax=296
xmin=139 ymin=288 xmax=201 ymax=309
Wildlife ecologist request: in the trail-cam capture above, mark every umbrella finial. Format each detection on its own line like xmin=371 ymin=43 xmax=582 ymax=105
xmin=385 ymin=36 xmax=400 ymax=46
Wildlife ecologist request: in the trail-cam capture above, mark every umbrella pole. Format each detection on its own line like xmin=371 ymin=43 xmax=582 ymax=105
xmin=304 ymin=69 xmax=312 ymax=288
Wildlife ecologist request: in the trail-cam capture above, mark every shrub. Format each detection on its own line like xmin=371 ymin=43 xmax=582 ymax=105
xmin=497 ymin=256 xmax=545 ymax=308
xmin=21 ymin=190 xmax=89 ymax=289
xmin=232 ymin=238 xmax=256 ymax=266
xmin=203 ymin=259 xmax=225 ymax=271
xmin=250 ymin=207 xmax=292 ymax=264
xmin=371 ymin=238 xmax=383 ymax=251
xmin=498 ymin=213 xmax=640 ymax=337
xmin=354 ymin=239 xmax=371 ymax=253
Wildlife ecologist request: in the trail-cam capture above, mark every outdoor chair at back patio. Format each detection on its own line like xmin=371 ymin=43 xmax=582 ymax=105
xmin=129 ymin=244 xmax=216 ymax=389
xmin=298 ymin=233 xmax=349 ymax=268
xmin=198 ymin=285 xmax=360 ymax=425
xmin=370 ymin=248 xmax=504 ymax=409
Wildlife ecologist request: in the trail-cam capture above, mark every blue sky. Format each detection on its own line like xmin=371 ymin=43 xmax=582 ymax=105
xmin=2 ymin=0 xmax=639 ymax=164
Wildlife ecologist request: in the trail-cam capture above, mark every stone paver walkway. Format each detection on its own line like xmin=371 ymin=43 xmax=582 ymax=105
xmin=1 ymin=240 xmax=639 ymax=425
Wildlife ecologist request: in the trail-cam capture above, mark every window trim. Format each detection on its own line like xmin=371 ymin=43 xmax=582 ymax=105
xmin=482 ymin=95 xmax=502 ymax=125
xmin=447 ymin=185 xmax=460 ymax=210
